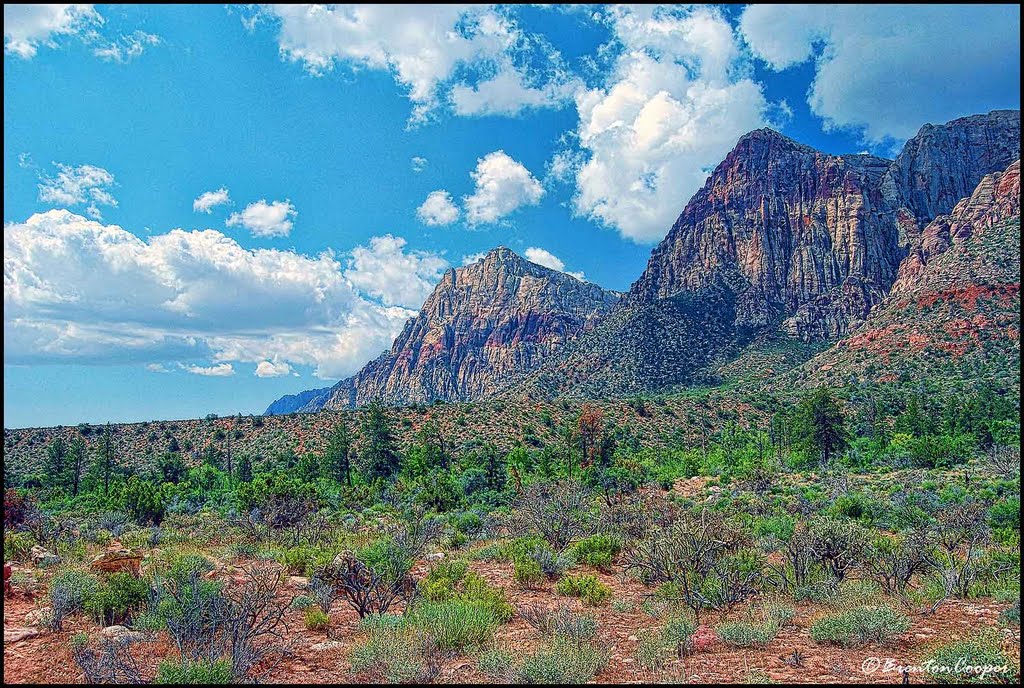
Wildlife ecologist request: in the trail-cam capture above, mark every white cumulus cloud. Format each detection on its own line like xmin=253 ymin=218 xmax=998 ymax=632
xmin=411 ymin=156 xmax=428 ymax=173
xmin=255 ymin=360 xmax=291 ymax=378
xmin=571 ymin=5 xmax=768 ymax=243
xmin=739 ymin=4 xmax=1021 ymax=143
xmin=92 ymin=30 xmax=160 ymax=62
xmin=181 ymin=363 xmax=235 ymax=377
xmin=344 ymin=235 xmax=448 ymax=309
xmin=3 ymin=4 xmax=99 ymax=58
xmin=261 ymin=4 xmax=574 ymax=122
xmin=3 ymin=209 xmax=426 ymax=380
xmin=37 ymin=162 xmax=118 ymax=220
xmin=193 ymin=188 xmax=232 ymax=214
xmin=524 ymin=247 xmax=585 ymax=281
xmin=416 ymin=190 xmax=460 ymax=226
xmin=463 ymin=150 xmax=544 ymax=225
xmin=226 ymin=199 xmax=296 ymax=238
xmin=461 ymin=251 xmax=488 ymax=266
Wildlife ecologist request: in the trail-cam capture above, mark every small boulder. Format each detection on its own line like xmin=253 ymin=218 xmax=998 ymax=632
xmin=90 ymin=549 xmax=142 ymax=576
xmin=310 ymin=640 xmax=344 ymax=652
xmin=101 ymin=625 xmax=142 ymax=642
xmin=4 ymin=626 xmax=38 ymax=644
xmin=29 ymin=545 xmax=61 ymax=568
xmin=425 ymin=552 xmax=446 ymax=562
xmin=25 ymin=607 xmax=53 ymax=628
xmin=691 ymin=624 xmax=716 ymax=652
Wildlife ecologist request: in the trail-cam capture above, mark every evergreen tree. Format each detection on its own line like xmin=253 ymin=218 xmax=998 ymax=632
xmin=68 ymin=436 xmax=86 ymax=496
xmin=157 ymin=452 xmax=187 ymax=484
xmin=360 ymin=401 xmax=400 ymax=480
xmin=45 ymin=436 xmax=68 ymax=489
xmin=236 ymin=454 xmax=253 ymax=483
xmin=324 ymin=420 xmax=354 ymax=486
xmin=98 ymin=422 xmax=115 ymax=495
xmin=793 ymin=388 xmax=849 ymax=468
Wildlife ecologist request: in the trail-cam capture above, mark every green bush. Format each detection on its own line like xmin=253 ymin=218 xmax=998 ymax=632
xmin=513 ymin=557 xmax=545 ymax=588
xmin=810 ymin=606 xmax=910 ymax=647
xmin=661 ymin=612 xmax=696 ymax=645
xmin=406 ymin=599 xmax=500 ymax=650
xmin=715 ymin=620 xmax=780 ymax=647
xmin=277 ymin=545 xmax=332 ymax=576
xmin=555 ymin=574 xmax=611 ymax=606
xmin=155 ymin=659 xmax=233 ymax=684
xmin=478 ymin=648 xmax=514 ymax=680
xmin=4 ymin=531 xmax=36 ymax=562
xmin=923 ymin=629 xmax=1018 ymax=684
xmin=304 ymin=607 xmax=330 ymax=631
xmin=349 ymin=619 xmax=439 ymax=683
xmin=568 ymin=535 xmax=621 ymax=571
xmin=49 ymin=569 xmax=100 ymax=629
xmin=289 ymin=595 xmax=314 ymax=611
xmin=420 ymin=558 xmax=469 ymax=601
xmin=85 ymin=572 xmax=149 ymax=626
xmin=516 ymin=636 xmax=609 ymax=684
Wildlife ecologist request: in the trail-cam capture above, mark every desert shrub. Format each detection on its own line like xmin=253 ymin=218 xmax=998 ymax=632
xmin=569 ymin=535 xmax=621 ymax=571
xmin=85 ymin=572 xmax=149 ymax=625
xmin=636 ymin=631 xmax=666 ymax=671
xmin=660 ymin=612 xmax=696 ymax=646
xmin=478 ymin=648 xmax=514 ymax=681
xmin=155 ymin=659 xmax=233 ymax=684
xmin=406 ymin=598 xmax=500 ymax=650
xmin=923 ymin=628 xmax=1018 ymax=684
xmin=461 ymin=572 xmax=514 ymax=622
xmin=120 ymin=478 xmax=167 ymax=525
xmin=511 ymin=480 xmax=597 ymax=552
xmin=806 ymin=516 xmax=869 ymax=582
xmin=50 ymin=568 xmax=100 ymax=630
xmin=518 ymin=604 xmax=598 ymax=641
xmin=1000 ymin=599 xmax=1020 ymax=627
xmin=420 ymin=558 xmax=469 ymax=601
xmin=715 ymin=620 xmax=780 ymax=647
xmin=516 ymin=636 xmax=609 ymax=684
xmin=4 ymin=530 xmax=36 ymax=562
xmin=276 ymin=546 xmax=321 ymax=575
xmin=513 ymin=556 xmax=545 ymax=589
xmin=349 ymin=618 xmax=442 ymax=684
xmin=304 ymin=607 xmax=330 ymax=631
xmin=762 ymin=599 xmax=796 ymax=627
xmin=71 ymin=633 xmax=143 ymax=684
xmin=555 ymin=574 xmax=611 ymax=606
xmin=624 ymin=510 xmax=757 ymax=619
xmin=810 ymin=606 xmax=910 ymax=647
xmin=307 ymin=574 xmax=335 ymax=614
xmin=319 ymin=540 xmax=416 ymax=618
xmin=861 ymin=529 xmax=933 ymax=595
xmin=289 ymin=595 xmax=314 ymax=610
xmin=524 ymin=543 xmax=573 ymax=579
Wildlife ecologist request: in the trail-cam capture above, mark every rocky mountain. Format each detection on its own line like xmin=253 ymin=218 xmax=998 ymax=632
xmin=880 ymin=110 xmax=1020 ymax=242
xmin=263 ymin=387 xmax=332 ymax=416
xmin=506 ymin=110 xmax=1020 ymax=400
xmin=268 ymin=109 xmax=1019 ymax=411
xmin=790 ymin=159 xmax=1020 ymax=392
xmin=267 ymin=248 xmax=619 ymax=413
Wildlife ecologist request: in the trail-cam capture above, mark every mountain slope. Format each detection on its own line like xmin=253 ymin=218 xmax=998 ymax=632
xmin=264 ymin=387 xmax=332 ymax=416
xmin=267 ymin=248 xmax=619 ymax=413
xmin=506 ymin=110 xmax=1019 ymax=400
xmin=790 ymin=160 xmax=1020 ymax=391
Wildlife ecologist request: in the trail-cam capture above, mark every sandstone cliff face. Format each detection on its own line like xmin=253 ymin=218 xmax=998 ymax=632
xmin=889 ymin=159 xmax=1020 ymax=298
xmin=627 ymin=129 xmax=899 ymax=339
xmin=307 ymin=248 xmax=619 ymax=410
xmin=789 ymin=159 xmax=1021 ymax=391
xmin=880 ymin=110 xmax=1021 ymax=240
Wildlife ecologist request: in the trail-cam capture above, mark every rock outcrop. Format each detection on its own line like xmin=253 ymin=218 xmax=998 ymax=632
xmin=269 ymin=248 xmax=619 ymax=412
xmin=627 ymin=128 xmax=899 ymax=340
xmin=880 ymin=109 xmax=1021 ymax=240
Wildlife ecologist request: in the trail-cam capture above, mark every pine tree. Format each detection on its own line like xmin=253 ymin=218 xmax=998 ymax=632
xmin=45 ymin=436 xmax=68 ymax=489
xmin=793 ymin=388 xmax=849 ymax=468
xmin=68 ymin=436 xmax=86 ymax=496
xmin=360 ymin=401 xmax=400 ymax=480
xmin=325 ymin=420 xmax=354 ymax=486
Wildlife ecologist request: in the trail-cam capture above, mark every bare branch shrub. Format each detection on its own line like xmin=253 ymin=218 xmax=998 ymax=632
xmin=71 ymin=634 xmax=144 ymax=684
xmin=511 ymin=479 xmax=597 ymax=552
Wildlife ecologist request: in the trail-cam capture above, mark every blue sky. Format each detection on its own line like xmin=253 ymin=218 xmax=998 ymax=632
xmin=4 ymin=4 xmax=1020 ymax=428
